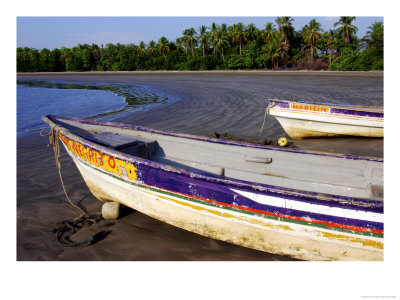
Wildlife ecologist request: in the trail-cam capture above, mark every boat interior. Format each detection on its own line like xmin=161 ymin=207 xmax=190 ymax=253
xmin=50 ymin=117 xmax=384 ymax=201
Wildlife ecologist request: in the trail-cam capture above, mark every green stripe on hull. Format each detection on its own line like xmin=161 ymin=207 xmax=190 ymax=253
xmin=79 ymin=158 xmax=383 ymax=239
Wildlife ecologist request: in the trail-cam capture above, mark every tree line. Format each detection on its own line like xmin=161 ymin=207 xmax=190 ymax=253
xmin=17 ymin=17 xmax=383 ymax=72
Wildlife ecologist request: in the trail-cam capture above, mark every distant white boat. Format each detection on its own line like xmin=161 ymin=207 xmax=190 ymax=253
xmin=267 ymin=99 xmax=384 ymax=139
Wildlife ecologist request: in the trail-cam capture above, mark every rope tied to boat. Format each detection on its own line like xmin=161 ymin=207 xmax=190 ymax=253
xmin=257 ymin=101 xmax=275 ymax=138
xmin=40 ymin=127 xmax=86 ymax=215
xmin=40 ymin=127 xmax=114 ymax=247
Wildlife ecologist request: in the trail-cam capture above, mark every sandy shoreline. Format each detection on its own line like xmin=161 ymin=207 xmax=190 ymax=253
xmin=18 ymin=69 xmax=384 ymax=77
xmin=16 ymin=72 xmax=383 ymax=261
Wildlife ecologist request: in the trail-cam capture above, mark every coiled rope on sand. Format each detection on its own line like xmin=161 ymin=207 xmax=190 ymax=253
xmin=40 ymin=127 xmax=113 ymax=247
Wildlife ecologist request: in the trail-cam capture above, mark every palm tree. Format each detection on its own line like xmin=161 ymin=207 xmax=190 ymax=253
xmin=246 ymin=23 xmax=258 ymax=42
xmin=175 ymin=37 xmax=184 ymax=52
xmin=220 ymin=23 xmax=228 ymax=33
xmin=139 ymin=41 xmax=146 ymax=54
xmin=198 ymin=25 xmax=209 ymax=57
xmin=208 ymin=22 xmax=218 ymax=55
xmin=262 ymin=22 xmax=276 ymax=44
xmin=271 ymin=47 xmax=282 ymax=69
xmin=274 ymin=43 xmax=290 ymax=69
xmin=275 ymin=17 xmax=285 ymax=35
xmin=302 ymin=19 xmax=323 ymax=64
xmin=182 ymin=27 xmax=197 ymax=56
xmin=364 ymin=21 xmax=383 ymax=51
xmin=261 ymin=40 xmax=279 ymax=69
xmin=90 ymin=43 xmax=101 ymax=66
xmin=147 ymin=40 xmax=157 ymax=57
xmin=157 ymin=36 xmax=170 ymax=61
xmin=334 ymin=16 xmax=358 ymax=43
xmin=275 ymin=16 xmax=295 ymax=49
xmin=323 ymin=29 xmax=336 ymax=66
xmin=181 ymin=30 xmax=189 ymax=55
xmin=230 ymin=22 xmax=247 ymax=55
xmin=214 ymin=29 xmax=229 ymax=61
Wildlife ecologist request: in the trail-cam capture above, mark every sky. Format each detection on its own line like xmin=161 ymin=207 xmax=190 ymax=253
xmin=17 ymin=16 xmax=384 ymax=50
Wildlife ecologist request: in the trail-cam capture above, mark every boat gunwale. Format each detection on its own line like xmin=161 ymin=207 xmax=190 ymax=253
xmin=44 ymin=114 xmax=383 ymax=162
xmin=41 ymin=114 xmax=383 ymax=211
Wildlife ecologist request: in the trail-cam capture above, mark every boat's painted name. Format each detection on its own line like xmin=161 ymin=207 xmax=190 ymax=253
xmin=59 ymin=134 xmax=138 ymax=181
xmin=290 ymin=103 xmax=330 ymax=113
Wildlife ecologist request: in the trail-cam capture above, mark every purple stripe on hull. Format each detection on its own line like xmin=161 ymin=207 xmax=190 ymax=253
xmin=136 ymin=159 xmax=382 ymax=212
xmin=135 ymin=162 xmax=383 ymax=231
xmin=330 ymin=107 xmax=383 ymax=118
xmin=272 ymin=99 xmax=290 ymax=109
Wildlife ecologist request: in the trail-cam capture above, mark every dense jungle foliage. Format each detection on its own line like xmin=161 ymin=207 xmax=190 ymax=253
xmin=17 ymin=17 xmax=383 ymax=72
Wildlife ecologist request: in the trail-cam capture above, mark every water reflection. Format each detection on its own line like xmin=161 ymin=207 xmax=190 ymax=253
xmin=17 ymin=80 xmax=169 ymax=118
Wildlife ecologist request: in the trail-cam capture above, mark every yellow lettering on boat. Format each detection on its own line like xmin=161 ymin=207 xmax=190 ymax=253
xmin=125 ymin=163 xmax=138 ymax=181
xmin=115 ymin=159 xmax=127 ymax=176
xmin=291 ymin=103 xmax=330 ymax=113
xmin=59 ymin=134 xmax=137 ymax=181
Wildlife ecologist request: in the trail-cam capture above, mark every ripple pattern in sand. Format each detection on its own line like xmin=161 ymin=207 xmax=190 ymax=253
xmin=114 ymin=74 xmax=383 ymax=141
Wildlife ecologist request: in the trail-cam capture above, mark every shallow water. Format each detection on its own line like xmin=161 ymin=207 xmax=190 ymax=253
xmin=17 ymin=80 xmax=171 ymax=135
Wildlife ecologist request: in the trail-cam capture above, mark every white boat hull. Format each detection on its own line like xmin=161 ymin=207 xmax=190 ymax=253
xmin=274 ymin=115 xmax=383 ymax=139
xmin=269 ymin=100 xmax=384 ymax=139
xmin=71 ymin=148 xmax=383 ymax=261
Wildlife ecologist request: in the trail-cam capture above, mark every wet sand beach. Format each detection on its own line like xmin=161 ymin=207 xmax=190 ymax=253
xmin=17 ymin=71 xmax=383 ymax=261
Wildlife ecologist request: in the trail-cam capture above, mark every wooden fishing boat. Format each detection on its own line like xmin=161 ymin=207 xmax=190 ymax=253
xmin=267 ymin=99 xmax=384 ymax=139
xmin=42 ymin=115 xmax=384 ymax=261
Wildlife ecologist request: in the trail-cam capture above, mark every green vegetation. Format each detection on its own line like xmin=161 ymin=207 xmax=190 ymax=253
xmin=17 ymin=17 xmax=383 ymax=72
